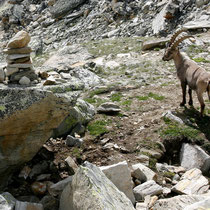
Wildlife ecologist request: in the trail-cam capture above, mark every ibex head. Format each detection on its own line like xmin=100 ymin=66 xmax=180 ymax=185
xmin=162 ymin=28 xmax=194 ymax=61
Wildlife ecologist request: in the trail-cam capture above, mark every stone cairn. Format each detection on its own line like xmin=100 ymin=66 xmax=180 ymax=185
xmin=1 ymin=30 xmax=38 ymax=85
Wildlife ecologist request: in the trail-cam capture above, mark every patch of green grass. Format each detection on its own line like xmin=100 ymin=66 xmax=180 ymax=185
xmin=148 ymin=92 xmax=165 ymax=100
xmin=84 ymin=98 xmax=97 ymax=104
xmin=192 ymin=57 xmax=210 ymax=63
xmin=83 ymin=37 xmax=143 ymax=57
xmin=136 ymin=96 xmax=150 ymax=101
xmin=163 ymin=171 xmax=175 ymax=179
xmin=89 ymin=88 xmax=110 ymax=98
xmin=160 ymin=120 xmax=203 ymax=141
xmin=110 ymin=93 xmax=123 ymax=102
xmin=136 ymin=92 xmax=165 ymax=101
xmin=149 ymin=158 xmax=157 ymax=170
xmin=121 ymin=99 xmax=132 ymax=106
xmin=72 ymin=148 xmax=82 ymax=159
xmin=87 ymin=119 xmax=111 ymax=136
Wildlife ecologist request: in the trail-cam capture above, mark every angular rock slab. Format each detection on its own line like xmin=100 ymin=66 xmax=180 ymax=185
xmin=180 ymin=143 xmax=210 ymax=174
xmin=59 ymin=162 xmax=135 ymax=210
xmin=153 ymin=195 xmax=209 ymax=210
xmin=0 ymin=192 xmax=16 ymax=210
xmin=133 ymin=180 xmax=163 ymax=201
xmin=7 ymin=31 xmax=31 ymax=49
xmin=132 ymin=163 xmax=157 ymax=182
xmin=183 ymin=197 xmax=210 ymax=210
xmin=0 ymin=87 xmax=75 ymax=189
xmin=172 ymin=168 xmax=209 ymax=195
xmin=100 ymin=161 xmax=135 ymax=204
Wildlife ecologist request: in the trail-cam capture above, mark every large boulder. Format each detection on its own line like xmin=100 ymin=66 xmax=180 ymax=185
xmin=50 ymin=0 xmax=87 ymax=18
xmin=59 ymin=162 xmax=135 ymax=210
xmin=0 ymin=86 xmax=75 ymax=189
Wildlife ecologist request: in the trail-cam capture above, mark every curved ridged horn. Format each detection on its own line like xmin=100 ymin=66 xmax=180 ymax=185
xmin=170 ymin=35 xmax=194 ymax=49
xmin=169 ymin=28 xmax=187 ymax=46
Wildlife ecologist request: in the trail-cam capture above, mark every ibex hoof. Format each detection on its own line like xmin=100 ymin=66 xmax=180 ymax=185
xmin=189 ymin=101 xmax=193 ymax=106
xmin=180 ymin=102 xmax=185 ymax=106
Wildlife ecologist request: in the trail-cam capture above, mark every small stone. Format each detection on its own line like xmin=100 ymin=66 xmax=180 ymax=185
xmin=3 ymin=47 xmax=32 ymax=55
xmin=31 ymin=182 xmax=47 ymax=196
xmin=65 ymin=156 xmax=78 ymax=175
xmin=5 ymin=67 xmax=19 ymax=76
xmin=97 ymin=102 xmax=121 ymax=114
xmin=66 ymin=135 xmax=83 ymax=147
xmin=133 ymin=180 xmax=163 ymax=201
xmin=43 ymin=76 xmax=56 ymax=86
xmin=136 ymin=154 xmax=150 ymax=166
xmin=19 ymin=76 xmax=31 ymax=85
xmin=132 ymin=163 xmax=157 ymax=182
xmin=140 ymin=148 xmax=163 ymax=159
xmin=7 ymin=31 xmax=31 ymax=49
xmin=15 ymin=200 xmax=43 ymax=210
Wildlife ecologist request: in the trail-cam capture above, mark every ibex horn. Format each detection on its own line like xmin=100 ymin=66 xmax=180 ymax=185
xmin=169 ymin=28 xmax=187 ymax=46
xmin=170 ymin=35 xmax=194 ymax=49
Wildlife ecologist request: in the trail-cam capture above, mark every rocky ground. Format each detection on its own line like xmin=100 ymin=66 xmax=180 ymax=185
xmin=0 ymin=0 xmax=210 ymax=209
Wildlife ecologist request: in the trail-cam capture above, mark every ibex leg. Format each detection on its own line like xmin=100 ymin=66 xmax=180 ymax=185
xmin=188 ymin=88 xmax=193 ymax=106
xmin=180 ymin=82 xmax=187 ymax=106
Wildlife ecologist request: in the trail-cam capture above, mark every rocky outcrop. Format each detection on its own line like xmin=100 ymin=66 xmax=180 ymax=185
xmin=59 ymin=162 xmax=135 ymax=210
xmin=0 ymin=86 xmax=75 ymax=189
xmin=50 ymin=0 xmax=87 ymax=18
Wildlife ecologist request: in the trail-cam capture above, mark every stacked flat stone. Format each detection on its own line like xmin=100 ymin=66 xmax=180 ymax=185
xmin=3 ymin=30 xmax=38 ymax=85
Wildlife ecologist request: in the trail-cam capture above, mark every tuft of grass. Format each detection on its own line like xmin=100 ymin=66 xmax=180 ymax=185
xmin=148 ymin=92 xmax=165 ymax=100
xmin=192 ymin=57 xmax=210 ymax=63
xmin=136 ymin=92 xmax=165 ymax=101
xmin=87 ymin=119 xmax=111 ymax=136
xmin=110 ymin=93 xmax=123 ymax=102
xmin=160 ymin=120 xmax=203 ymax=142
xmin=136 ymin=96 xmax=150 ymax=101
xmin=121 ymin=99 xmax=132 ymax=106
xmin=163 ymin=171 xmax=175 ymax=179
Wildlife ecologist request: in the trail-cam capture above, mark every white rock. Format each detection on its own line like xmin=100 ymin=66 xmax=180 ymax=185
xmin=100 ymin=161 xmax=135 ymax=204
xmin=153 ymin=195 xmax=209 ymax=210
xmin=19 ymin=76 xmax=31 ymax=85
xmin=180 ymin=143 xmax=210 ymax=174
xmin=136 ymin=154 xmax=149 ymax=166
xmin=132 ymin=163 xmax=157 ymax=182
xmin=172 ymin=168 xmax=209 ymax=195
xmin=0 ymin=192 xmax=16 ymax=210
xmin=133 ymin=180 xmax=163 ymax=201
xmin=105 ymin=61 xmax=120 ymax=69
xmin=135 ymin=202 xmax=147 ymax=210
xmin=15 ymin=201 xmax=43 ymax=210
xmin=156 ymin=163 xmax=186 ymax=174
xmin=184 ymin=197 xmax=210 ymax=210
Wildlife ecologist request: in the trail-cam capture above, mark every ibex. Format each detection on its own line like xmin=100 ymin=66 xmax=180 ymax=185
xmin=162 ymin=28 xmax=210 ymax=117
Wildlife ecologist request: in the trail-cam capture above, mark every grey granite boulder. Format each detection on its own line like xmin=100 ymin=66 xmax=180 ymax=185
xmin=0 ymin=86 xmax=75 ymax=189
xmin=59 ymin=162 xmax=135 ymax=210
xmin=50 ymin=0 xmax=87 ymax=18
xmin=180 ymin=143 xmax=210 ymax=174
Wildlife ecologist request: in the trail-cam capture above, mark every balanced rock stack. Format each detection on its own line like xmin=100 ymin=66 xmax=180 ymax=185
xmin=2 ymin=30 xmax=38 ymax=85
